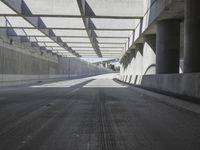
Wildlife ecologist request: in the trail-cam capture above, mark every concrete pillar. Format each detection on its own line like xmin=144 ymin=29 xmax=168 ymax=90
xmin=122 ymin=62 xmax=125 ymax=81
xmin=144 ymin=35 xmax=156 ymax=51
xmin=120 ymin=63 xmax=123 ymax=80
xmin=121 ymin=56 xmax=126 ymax=81
xmin=127 ymin=53 xmax=132 ymax=75
xmin=122 ymin=56 xmax=127 ymax=81
xmin=130 ymin=49 xmax=136 ymax=75
xmin=135 ymin=43 xmax=143 ymax=75
xmin=126 ymin=55 xmax=130 ymax=81
xmin=156 ymin=19 xmax=180 ymax=74
xmin=184 ymin=0 xmax=200 ymax=73
xmin=126 ymin=52 xmax=134 ymax=82
xmin=143 ymin=35 xmax=156 ymax=75
xmin=128 ymin=50 xmax=135 ymax=82
xmin=129 ymin=50 xmax=135 ymax=73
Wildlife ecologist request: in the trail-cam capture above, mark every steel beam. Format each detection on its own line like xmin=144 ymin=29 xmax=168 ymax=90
xmin=1 ymin=0 xmax=79 ymax=57
xmin=77 ymin=0 xmax=102 ymax=57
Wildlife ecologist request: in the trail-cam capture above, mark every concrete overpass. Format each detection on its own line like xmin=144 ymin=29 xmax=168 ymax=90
xmin=119 ymin=0 xmax=200 ymax=103
xmin=0 ymin=0 xmax=200 ymax=150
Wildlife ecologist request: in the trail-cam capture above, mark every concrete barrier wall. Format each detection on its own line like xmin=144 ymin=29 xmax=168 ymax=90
xmin=0 ymin=38 xmax=109 ymax=86
xmin=140 ymin=74 xmax=200 ymax=99
xmin=0 ymin=40 xmax=58 ymax=75
xmin=58 ymin=57 xmax=109 ymax=77
xmin=119 ymin=73 xmax=200 ymax=102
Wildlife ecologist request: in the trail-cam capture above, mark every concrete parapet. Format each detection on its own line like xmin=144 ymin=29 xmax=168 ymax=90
xmin=0 ymin=37 xmax=109 ymax=86
xmin=119 ymin=73 xmax=200 ymax=103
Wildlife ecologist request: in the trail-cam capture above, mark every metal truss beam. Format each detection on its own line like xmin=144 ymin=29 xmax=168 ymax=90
xmin=1 ymin=0 xmax=80 ymax=57
xmin=0 ymin=27 xmax=135 ymax=31
xmin=77 ymin=0 xmax=102 ymax=57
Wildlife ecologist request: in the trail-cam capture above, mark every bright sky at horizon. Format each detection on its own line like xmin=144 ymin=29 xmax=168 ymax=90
xmin=80 ymin=57 xmax=116 ymax=63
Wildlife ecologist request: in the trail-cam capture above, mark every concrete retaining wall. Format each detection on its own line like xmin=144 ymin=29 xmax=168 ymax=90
xmin=0 ymin=38 xmax=109 ymax=86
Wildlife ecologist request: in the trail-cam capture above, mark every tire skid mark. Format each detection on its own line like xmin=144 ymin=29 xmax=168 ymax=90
xmin=96 ymin=89 xmax=118 ymax=150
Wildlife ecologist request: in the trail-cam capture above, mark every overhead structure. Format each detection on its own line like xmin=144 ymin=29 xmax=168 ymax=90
xmin=0 ymin=0 xmax=143 ymax=58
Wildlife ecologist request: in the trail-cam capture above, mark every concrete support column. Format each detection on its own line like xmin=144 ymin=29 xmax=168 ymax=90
xmin=129 ymin=50 xmax=135 ymax=73
xmin=143 ymin=35 xmax=156 ymax=75
xmin=184 ymin=0 xmax=200 ymax=73
xmin=125 ymin=55 xmax=129 ymax=82
xmin=130 ymin=49 xmax=136 ymax=75
xmin=125 ymin=55 xmax=129 ymax=76
xmin=120 ymin=63 xmax=124 ymax=80
xmin=135 ymin=43 xmax=143 ymax=75
xmin=156 ymin=19 xmax=180 ymax=74
xmin=122 ymin=62 xmax=125 ymax=81
xmin=127 ymin=53 xmax=132 ymax=75
xmin=144 ymin=35 xmax=156 ymax=51
xmin=128 ymin=50 xmax=135 ymax=83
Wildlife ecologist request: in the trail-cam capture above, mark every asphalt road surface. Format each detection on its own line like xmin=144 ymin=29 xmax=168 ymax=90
xmin=0 ymin=74 xmax=200 ymax=150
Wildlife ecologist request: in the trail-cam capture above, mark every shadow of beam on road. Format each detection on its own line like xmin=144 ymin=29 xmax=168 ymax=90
xmin=29 ymin=79 xmax=95 ymax=88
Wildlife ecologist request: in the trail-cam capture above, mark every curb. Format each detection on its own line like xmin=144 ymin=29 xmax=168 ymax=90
xmin=115 ymin=78 xmax=200 ymax=115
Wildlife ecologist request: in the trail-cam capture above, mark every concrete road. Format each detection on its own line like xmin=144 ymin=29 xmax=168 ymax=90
xmin=0 ymin=74 xmax=199 ymax=150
